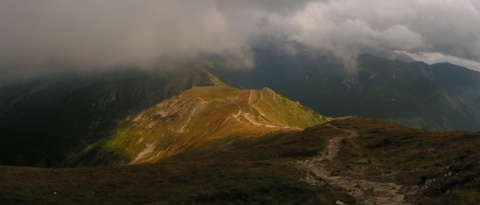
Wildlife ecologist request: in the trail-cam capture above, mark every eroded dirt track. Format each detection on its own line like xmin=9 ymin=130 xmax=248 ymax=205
xmin=297 ymin=124 xmax=411 ymax=205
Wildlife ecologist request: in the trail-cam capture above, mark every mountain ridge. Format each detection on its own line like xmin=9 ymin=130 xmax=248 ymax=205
xmin=78 ymin=85 xmax=329 ymax=165
xmin=205 ymin=52 xmax=480 ymax=131
xmin=0 ymin=66 xmax=226 ymax=167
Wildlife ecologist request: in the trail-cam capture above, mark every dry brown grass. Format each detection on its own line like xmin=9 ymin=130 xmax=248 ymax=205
xmin=3 ymin=117 xmax=480 ymax=204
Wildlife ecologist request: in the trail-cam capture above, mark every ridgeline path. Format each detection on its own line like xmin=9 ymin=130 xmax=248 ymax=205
xmin=297 ymin=124 xmax=411 ymax=205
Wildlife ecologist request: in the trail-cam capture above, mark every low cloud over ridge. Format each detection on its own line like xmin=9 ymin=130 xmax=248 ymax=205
xmin=1 ymin=0 xmax=480 ymax=75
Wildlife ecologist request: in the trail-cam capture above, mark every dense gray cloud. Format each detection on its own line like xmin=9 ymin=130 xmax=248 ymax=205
xmin=0 ymin=0 xmax=246 ymax=69
xmin=1 ymin=0 xmax=480 ymax=76
xmin=289 ymin=0 xmax=480 ymax=68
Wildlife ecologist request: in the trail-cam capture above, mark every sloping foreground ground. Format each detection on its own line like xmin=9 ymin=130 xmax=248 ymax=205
xmin=298 ymin=117 xmax=480 ymax=204
xmin=2 ymin=117 xmax=480 ymax=204
xmin=0 ymin=128 xmax=352 ymax=204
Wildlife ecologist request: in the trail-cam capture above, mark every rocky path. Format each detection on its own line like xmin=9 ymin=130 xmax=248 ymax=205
xmin=297 ymin=124 xmax=411 ymax=205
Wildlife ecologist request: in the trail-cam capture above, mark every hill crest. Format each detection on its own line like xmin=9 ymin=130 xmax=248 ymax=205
xmin=90 ymin=85 xmax=330 ymax=164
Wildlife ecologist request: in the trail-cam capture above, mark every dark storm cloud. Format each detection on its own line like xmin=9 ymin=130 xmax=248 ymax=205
xmin=0 ymin=0 xmax=479 ymax=76
xmin=0 ymin=0 xmax=248 ymax=69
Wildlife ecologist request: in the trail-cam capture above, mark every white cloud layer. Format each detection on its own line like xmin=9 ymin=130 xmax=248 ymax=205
xmin=0 ymin=0 xmax=479 ymax=74
xmin=398 ymin=51 xmax=480 ymax=71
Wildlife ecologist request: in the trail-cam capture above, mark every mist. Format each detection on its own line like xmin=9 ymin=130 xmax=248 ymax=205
xmin=1 ymin=0 xmax=480 ymax=78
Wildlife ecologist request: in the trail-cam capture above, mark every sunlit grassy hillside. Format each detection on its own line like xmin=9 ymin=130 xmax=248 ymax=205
xmin=94 ymin=86 xmax=329 ymax=164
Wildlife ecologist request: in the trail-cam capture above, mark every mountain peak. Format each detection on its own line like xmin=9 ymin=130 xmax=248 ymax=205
xmin=96 ymin=86 xmax=329 ymax=164
xmin=194 ymin=66 xmax=230 ymax=87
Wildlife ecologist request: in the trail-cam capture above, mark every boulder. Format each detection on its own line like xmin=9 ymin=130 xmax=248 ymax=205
xmin=355 ymin=158 xmax=371 ymax=164
xmin=335 ymin=200 xmax=346 ymax=205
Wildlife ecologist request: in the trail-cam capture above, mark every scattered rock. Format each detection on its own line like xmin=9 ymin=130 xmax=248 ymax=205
xmin=300 ymin=173 xmax=321 ymax=186
xmin=298 ymin=128 xmax=410 ymax=205
xmin=331 ymin=170 xmax=341 ymax=176
xmin=355 ymin=158 xmax=371 ymax=164
xmin=336 ymin=200 xmax=346 ymax=205
xmin=395 ymin=185 xmax=402 ymax=190
xmin=446 ymin=189 xmax=451 ymax=194
xmin=406 ymin=190 xmax=417 ymax=196
xmin=425 ymin=179 xmax=434 ymax=185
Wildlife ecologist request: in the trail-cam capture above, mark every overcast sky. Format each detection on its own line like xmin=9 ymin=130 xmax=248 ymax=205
xmin=1 ymin=0 xmax=480 ymax=77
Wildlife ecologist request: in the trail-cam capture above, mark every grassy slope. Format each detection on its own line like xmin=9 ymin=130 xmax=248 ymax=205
xmin=0 ymin=129 xmax=353 ymax=205
xmin=97 ymin=85 xmax=329 ymax=164
xmin=0 ymin=67 xmax=223 ymax=167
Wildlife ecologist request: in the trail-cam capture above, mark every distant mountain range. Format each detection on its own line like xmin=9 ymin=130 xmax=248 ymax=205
xmin=206 ymin=50 xmax=480 ymax=131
